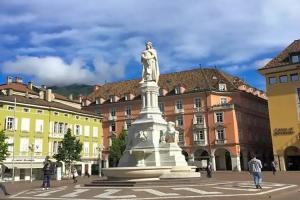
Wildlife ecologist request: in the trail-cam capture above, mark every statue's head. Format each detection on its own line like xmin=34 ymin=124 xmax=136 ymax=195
xmin=145 ymin=41 xmax=153 ymax=49
xmin=167 ymin=121 xmax=175 ymax=130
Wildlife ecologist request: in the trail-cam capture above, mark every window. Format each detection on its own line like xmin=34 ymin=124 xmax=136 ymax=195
xmin=93 ymin=127 xmax=98 ymax=137
xmin=34 ymin=139 xmax=43 ymax=153
xmin=84 ymin=142 xmax=89 ymax=156
xmin=64 ymin=113 xmax=69 ymax=117
xmin=179 ymin=132 xmax=184 ymax=143
xmin=75 ymin=115 xmax=80 ymax=120
xmin=37 ymin=109 xmax=43 ymax=114
xmin=194 ymin=130 xmax=205 ymax=141
xmin=159 ymin=102 xmax=165 ymax=113
xmin=35 ymin=119 xmax=44 ymax=133
xmin=216 ymin=129 xmax=225 ymax=140
xmin=176 ymin=100 xmax=183 ymax=110
xmin=176 ymin=115 xmax=183 ymax=126
xmin=291 ymin=55 xmax=300 ymax=63
xmin=93 ymin=143 xmax=98 ymax=156
xmin=21 ymin=118 xmax=30 ymax=132
xmin=126 ymin=121 xmax=131 ymax=128
xmin=23 ymin=108 xmax=30 ymax=112
xmin=125 ymin=106 xmax=131 ymax=116
xmin=6 ymin=117 xmax=16 ymax=130
xmin=279 ymin=75 xmax=288 ymax=83
xmin=215 ymin=112 xmax=224 ymax=123
xmin=8 ymin=106 xmax=14 ymax=111
xmin=75 ymin=125 xmax=81 ymax=135
xmin=220 ymin=97 xmax=227 ymax=104
xmin=54 ymin=112 xmax=59 ymax=116
xmin=110 ymin=122 xmax=116 ymax=132
xmin=20 ymin=137 xmax=29 ymax=152
xmin=58 ymin=123 xmax=64 ymax=134
xmin=269 ymin=77 xmax=277 ymax=84
xmin=195 ymin=115 xmax=204 ymax=124
xmin=219 ymin=84 xmax=227 ymax=91
xmin=111 ymin=108 xmax=116 ymax=117
xmin=291 ymin=73 xmax=299 ymax=82
xmin=175 ymin=86 xmax=180 ymax=94
xmin=84 ymin=126 xmax=90 ymax=137
xmin=5 ymin=137 xmax=13 ymax=152
xmin=194 ymin=98 xmax=201 ymax=108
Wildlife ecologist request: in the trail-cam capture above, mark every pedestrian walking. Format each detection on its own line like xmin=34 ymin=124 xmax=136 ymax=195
xmin=248 ymin=153 xmax=263 ymax=189
xmin=72 ymin=167 xmax=78 ymax=183
xmin=42 ymin=156 xmax=53 ymax=190
xmin=0 ymin=183 xmax=10 ymax=196
xmin=271 ymin=160 xmax=277 ymax=175
xmin=206 ymin=161 xmax=213 ymax=178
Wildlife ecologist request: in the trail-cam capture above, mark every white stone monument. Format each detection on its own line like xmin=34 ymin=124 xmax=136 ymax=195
xmin=103 ymin=42 xmax=199 ymax=180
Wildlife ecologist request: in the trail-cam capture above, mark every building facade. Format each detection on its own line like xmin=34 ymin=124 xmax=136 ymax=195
xmin=259 ymin=39 xmax=300 ymax=171
xmin=84 ymin=68 xmax=272 ymax=171
xmin=0 ymin=77 xmax=103 ymax=181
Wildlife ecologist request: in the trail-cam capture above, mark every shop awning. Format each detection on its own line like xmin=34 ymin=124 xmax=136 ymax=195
xmin=3 ymin=162 xmax=44 ymax=169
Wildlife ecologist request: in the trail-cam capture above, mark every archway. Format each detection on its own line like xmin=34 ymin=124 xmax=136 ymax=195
xmin=284 ymin=146 xmax=300 ymax=171
xmin=214 ymin=148 xmax=232 ymax=170
xmin=194 ymin=149 xmax=210 ymax=169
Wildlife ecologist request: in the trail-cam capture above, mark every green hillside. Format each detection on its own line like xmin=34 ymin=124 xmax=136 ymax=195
xmin=50 ymin=84 xmax=94 ymax=98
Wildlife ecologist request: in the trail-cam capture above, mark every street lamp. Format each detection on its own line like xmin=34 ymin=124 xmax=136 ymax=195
xmin=96 ymin=144 xmax=103 ymax=177
xmin=28 ymin=144 xmax=34 ymax=182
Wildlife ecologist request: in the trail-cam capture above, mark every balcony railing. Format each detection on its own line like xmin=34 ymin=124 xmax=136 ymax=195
xmin=215 ymin=139 xmax=227 ymax=144
xmin=108 ymin=115 xmax=117 ymax=121
xmin=49 ymin=133 xmax=64 ymax=138
xmin=193 ymin=123 xmax=206 ymax=129
xmin=212 ymin=103 xmax=234 ymax=111
xmin=193 ymin=140 xmax=207 ymax=146
xmin=175 ymin=108 xmax=184 ymax=114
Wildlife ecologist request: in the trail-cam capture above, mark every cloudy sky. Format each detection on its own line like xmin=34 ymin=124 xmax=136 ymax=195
xmin=1 ymin=0 xmax=300 ymax=90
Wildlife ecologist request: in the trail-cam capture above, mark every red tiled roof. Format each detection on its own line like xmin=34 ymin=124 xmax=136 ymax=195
xmin=88 ymin=68 xmax=246 ymax=101
xmin=0 ymin=83 xmax=38 ymax=95
xmin=261 ymin=39 xmax=300 ymax=69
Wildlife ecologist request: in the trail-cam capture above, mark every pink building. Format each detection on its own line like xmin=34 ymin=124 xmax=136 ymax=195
xmin=84 ymin=68 xmax=272 ymax=171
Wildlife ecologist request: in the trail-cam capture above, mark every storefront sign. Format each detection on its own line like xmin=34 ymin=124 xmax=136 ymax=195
xmin=273 ymin=128 xmax=294 ymax=135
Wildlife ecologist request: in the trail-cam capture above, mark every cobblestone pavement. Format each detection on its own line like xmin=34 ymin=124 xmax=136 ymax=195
xmin=1 ymin=171 xmax=299 ymax=200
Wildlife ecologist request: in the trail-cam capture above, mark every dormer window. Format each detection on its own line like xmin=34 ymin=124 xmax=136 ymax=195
xmin=219 ymin=83 xmax=227 ymax=91
xmin=95 ymin=97 xmax=100 ymax=104
xmin=109 ymin=95 xmax=114 ymax=103
xmin=291 ymin=54 xmax=300 ymax=63
xmin=175 ymin=86 xmax=180 ymax=94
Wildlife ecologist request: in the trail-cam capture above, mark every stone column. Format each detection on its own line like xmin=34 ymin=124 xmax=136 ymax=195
xmin=211 ymin=155 xmax=216 ymax=171
xmin=231 ymin=155 xmax=241 ymax=171
xmin=88 ymin=163 xmax=92 ymax=175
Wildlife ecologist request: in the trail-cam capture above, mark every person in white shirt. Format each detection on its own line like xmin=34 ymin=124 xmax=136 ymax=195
xmin=248 ymin=153 xmax=263 ymax=189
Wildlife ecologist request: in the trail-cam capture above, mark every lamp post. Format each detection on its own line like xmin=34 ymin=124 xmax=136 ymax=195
xmin=96 ymin=144 xmax=103 ymax=177
xmin=28 ymin=144 xmax=34 ymax=182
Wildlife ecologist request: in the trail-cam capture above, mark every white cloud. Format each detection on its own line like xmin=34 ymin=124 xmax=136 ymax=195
xmin=1 ymin=56 xmax=126 ymax=86
xmin=1 ymin=0 xmax=300 ymax=89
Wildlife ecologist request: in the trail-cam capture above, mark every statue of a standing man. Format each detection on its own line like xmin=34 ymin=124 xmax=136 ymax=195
xmin=140 ymin=42 xmax=160 ymax=83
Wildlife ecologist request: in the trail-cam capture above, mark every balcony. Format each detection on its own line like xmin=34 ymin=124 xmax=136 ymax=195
xmin=193 ymin=140 xmax=207 ymax=146
xmin=215 ymin=139 xmax=227 ymax=144
xmin=193 ymin=107 xmax=205 ymax=113
xmin=124 ymin=114 xmax=131 ymax=119
xmin=212 ymin=103 xmax=234 ymax=111
xmin=193 ymin=123 xmax=206 ymax=129
xmin=175 ymin=108 xmax=184 ymax=114
xmin=108 ymin=115 xmax=117 ymax=121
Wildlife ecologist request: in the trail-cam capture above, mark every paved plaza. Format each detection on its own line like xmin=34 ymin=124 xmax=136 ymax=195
xmin=1 ymin=172 xmax=299 ymax=200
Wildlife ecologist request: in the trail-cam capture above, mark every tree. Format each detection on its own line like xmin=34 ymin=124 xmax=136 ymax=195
xmin=109 ymin=130 xmax=127 ymax=167
xmin=0 ymin=130 xmax=9 ymax=163
xmin=53 ymin=128 xmax=82 ymax=176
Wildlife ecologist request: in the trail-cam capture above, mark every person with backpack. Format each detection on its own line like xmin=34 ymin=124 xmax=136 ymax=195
xmin=42 ymin=156 xmax=52 ymax=190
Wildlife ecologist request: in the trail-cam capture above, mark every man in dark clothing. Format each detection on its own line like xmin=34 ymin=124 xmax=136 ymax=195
xmin=42 ymin=158 xmax=52 ymax=190
xmin=0 ymin=183 xmax=10 ymax=196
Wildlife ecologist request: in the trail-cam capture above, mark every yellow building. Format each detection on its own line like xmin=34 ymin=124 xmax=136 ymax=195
xmin=259 ymin=39 xmax=300 ymax=171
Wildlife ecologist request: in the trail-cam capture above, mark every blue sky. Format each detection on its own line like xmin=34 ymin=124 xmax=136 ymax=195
xmin=1 ymin=0 xmax=300 ymax=90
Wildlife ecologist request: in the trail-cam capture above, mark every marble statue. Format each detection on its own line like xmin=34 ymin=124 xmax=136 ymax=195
xmin=163 ymin=121 xmax=179 ymax=143
xmin=140 ymin=42 xmax=160 ymax=83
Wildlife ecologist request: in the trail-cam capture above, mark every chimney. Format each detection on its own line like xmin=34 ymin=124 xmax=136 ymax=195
xmin=8 ymin=89 xmax=13 ymax=96
xmin=41 ymin=85 xmax=47 ymax=90
xmin=46 ymin=89 xmax=52 ymax=102
xmin=39 ymin=91 xmax=44 ymax=99
xmin=15 ymin=77 xmax=23 ymax=84
xmin=28 ymin=81 xmax=33 ymax=90
xmin=25 ymin=91 xmax=29 ymax=98
xmin=69 ymin=94 xmax=73 ymax=101
xmin=78 ymin=95 xmax=83 ymax=103
xmin=7 ymin=76 xmax=13 ymax=84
